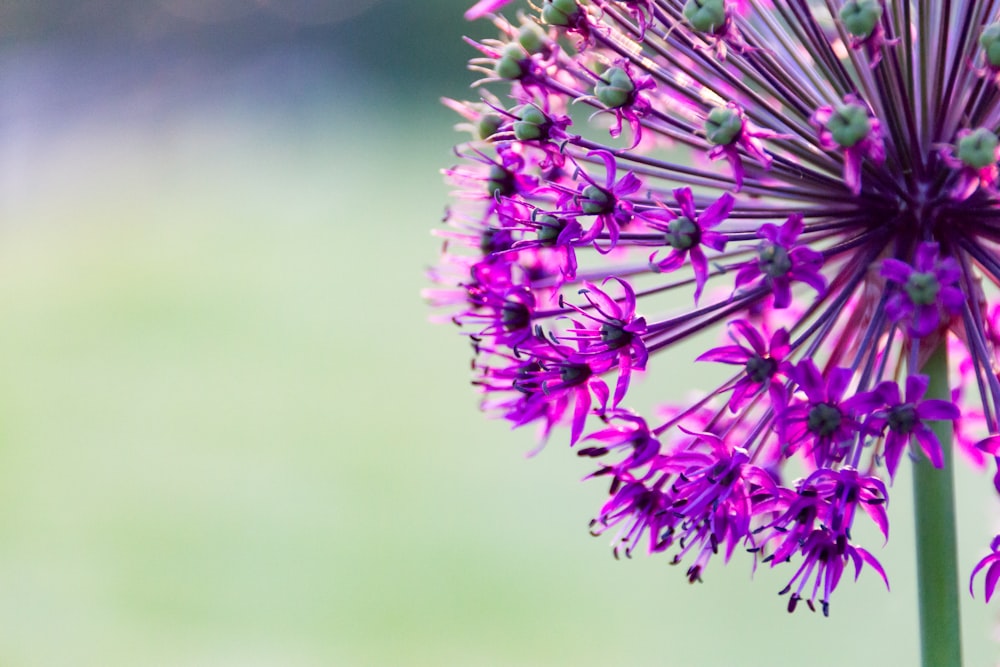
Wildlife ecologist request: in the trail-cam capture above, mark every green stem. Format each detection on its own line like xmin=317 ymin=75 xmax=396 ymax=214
xmin=912 ymin=342 xmax=962 ymax=667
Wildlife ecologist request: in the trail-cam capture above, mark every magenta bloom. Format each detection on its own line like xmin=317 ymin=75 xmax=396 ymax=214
xmin=696 ymin=319 xmax=789 ymax=412
xmin=431 ymin=0 xmax=1000 ymax=616
xmin=648 ymin=187 xmax=732 ymax=302
xmin=733 ymin=214 xmax=826 ymax=309
xmin=881 ymin=242 xmax=963 ymax=338
xmin=863 ymin=375 xmax=961 ymax=479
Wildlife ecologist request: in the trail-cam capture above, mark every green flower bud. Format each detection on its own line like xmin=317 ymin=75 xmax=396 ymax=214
xmin=825 ymin=103 xmax=871 ymax=148
xmin=518 ymin=22 xmax=547 ymax=54
xmin=905 ymin=272 xmax=941 ymax=306
xmin=664 ymin=216 xmax=700 ymax=250
xmin=594 ymin=67 xmax=635 ymax=109
xmin=957 ymin=127 xmax=999 ymax=169
xmin=839 ymin=0 xmax=882 ymax=38
xmin=535 ymin=214 xmax=564 ymax=246
xmin=494 ymin=44 xmax=527 ymax=80
xmin=486 ymin=164 xmax=515 ymax=197
xmin=513 ymin=105 xmax=548 ymax=141
xmin=981 ymin=23 xmax=1000 ymax=67
xmin=477 ymin=113 xmax=503 ymax=140
xmin=683 ymin=0 xmax=727 ymax=34
xmin=580 ymin=184 xmax=612 ymax=214
xmin=541 ymin=0 xmax=579 ymax=26
xmin=704 ymin=107 xmax=742 ymax=145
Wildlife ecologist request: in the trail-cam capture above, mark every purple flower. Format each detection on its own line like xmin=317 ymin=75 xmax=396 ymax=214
xmin=863 ymin=375 xmax=961 ymax=479
xmin=431 ymin=0 xmax=1000 ymax=614
xmin=648 ymin=187 xmax=732 ymax=303
xmin=779 ymin=361 xmax=872 ymax=468
xmin=733 ymin=214 xmax=826 ymax=309
xmin=696 ymin=319 xmax=789 ymax=412
xmin=881 ymin=242 xmax=963 ymax=338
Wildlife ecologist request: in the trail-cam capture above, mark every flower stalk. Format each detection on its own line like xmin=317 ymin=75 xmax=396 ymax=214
xmin=913 ymin=342 xmax=962 ymax=667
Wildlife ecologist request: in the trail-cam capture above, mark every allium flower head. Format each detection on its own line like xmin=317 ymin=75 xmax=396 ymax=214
xmin=429 ymin=0 xmax=1000 ymax=615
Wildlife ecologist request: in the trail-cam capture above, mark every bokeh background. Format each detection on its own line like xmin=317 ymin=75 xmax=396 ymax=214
xmin=0 ymin=1 xmax=998 ymax=665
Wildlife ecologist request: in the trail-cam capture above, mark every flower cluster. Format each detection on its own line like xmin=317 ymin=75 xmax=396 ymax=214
xmin=429 ymin=0 xmax=1000 ymax=615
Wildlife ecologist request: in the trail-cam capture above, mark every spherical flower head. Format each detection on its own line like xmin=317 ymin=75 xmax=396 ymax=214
xmin=434 ymin=0 xmax=1000 ymax=616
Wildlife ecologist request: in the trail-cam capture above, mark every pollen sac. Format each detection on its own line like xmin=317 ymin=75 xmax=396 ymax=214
xmin=682 ymin=0 xmax=727 ymax=34
xmin=664 ymin=216 xmax=699 ymax=250
xmin=704 ymin=106 xmax=742 ymax=145
xmin=513 ymin=104 xmax=548 ymax=141
xmin=981 ymin=23 xmax=1000 ymax=67
xmin=905 ymin=271 xmax=941 ymax=305
xmin=594 ymin=67 xmax=635 ymax=109
xmin=957 ymin=127 xmax=999 ymax=169
xmin=541 ymin=0 xmax=579 ymax=26
xmin=494 ymin=43 xmax=528 ymax=80
xmin=825 ymin=103 xmax=871 ymax=148
xmin=477 ymin=113 xmax=503 ymax=140
xmin=839 ymin=0 xmax=883 ymax=38
xmin=517 ymin=21 xmax=547 ymax=54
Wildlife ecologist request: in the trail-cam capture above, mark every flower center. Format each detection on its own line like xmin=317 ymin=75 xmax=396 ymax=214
xmin=704 ymin=106 xmax=742 ymax=145
xmin=594 ymin=67 xmax=635 ymax=109
xmin=580 ymin=185 xmax=613 ymax=214
xmin=665 ymin=216 xmax=700 ymax=250
xmin=905 ymin=271 xmax=941 ymax=305
xmin=807 ymin=403 xmax=843 ymax=437
xmin=560 ymin=362 xmax=591 ymax=385
xmin=536 ymin=214 xmax=565 ymax=246
xmin=758 ymin=244 xmax=792 ymax=278
xmin=826 ymin=103 xmax=871 ymax=148
xmin=745 ymin=355 xmax=777 ymax=383
xmin=600 ymin=320 xmax=631 ymax=349
xmin=887 ymin=404 xmax=918 ymax=434
xmin=501 ymin=302 xmax=531 ymax=331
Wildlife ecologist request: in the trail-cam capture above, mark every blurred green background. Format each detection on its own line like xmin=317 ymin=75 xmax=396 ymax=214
xmin=0 ymin=1 xmax=998 ymax=665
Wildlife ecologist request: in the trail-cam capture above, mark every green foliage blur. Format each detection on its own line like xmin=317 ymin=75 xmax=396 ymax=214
xmin=0 ymin=1 xmax=996 ymax=665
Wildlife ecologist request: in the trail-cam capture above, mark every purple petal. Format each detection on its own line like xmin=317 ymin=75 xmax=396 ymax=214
xmin=913 ymin=424 xmax=944 ymax=468
xmin=699 ymin=192 xmax=735 ymax=227
xmin=697 ymin=345 xmax=752 ymax=364
xmin=880 ymin=258 xmax=914 ymax=283
xmin=672 ymin=187 xmax=696 ymax=219
xmin=914 ymin=398 xmax=959 ymax=421
xmin=914 ymin=242 xmax=940 ymax=272
xmin=776 ymin=213 xmax=804 ymax=245
xmin=465 ymin=0 xmax=513 ymax=19
xmin=904 ymin=374 xmax=930 ymax=403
